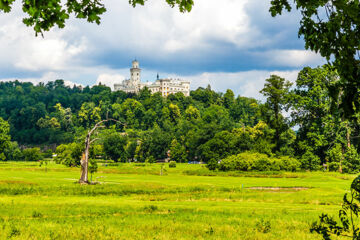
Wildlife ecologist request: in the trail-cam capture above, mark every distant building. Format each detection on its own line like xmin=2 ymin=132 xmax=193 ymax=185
xmin=114 ymin=60 xmax=190 ymax=97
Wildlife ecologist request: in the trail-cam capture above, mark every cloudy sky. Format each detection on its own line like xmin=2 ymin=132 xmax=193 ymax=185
xmin=0 ymin=0 xmax=326 ymax=99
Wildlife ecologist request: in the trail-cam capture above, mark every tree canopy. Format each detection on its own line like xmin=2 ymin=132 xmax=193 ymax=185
xmin=0 ymin=0 xmax=194 ymax=36
xmin=270 ymin=0 xmax=360 ymax=119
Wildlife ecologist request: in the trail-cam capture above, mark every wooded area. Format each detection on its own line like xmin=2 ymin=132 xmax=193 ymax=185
xmin=0 ymin=65 xmax=359 ymax=173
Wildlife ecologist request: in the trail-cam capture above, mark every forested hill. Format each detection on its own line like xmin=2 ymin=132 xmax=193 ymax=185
xmin=1 ymin=65 xmax=360 ymax=172
xmin=0 ymin=79 xmax=261 ymax=145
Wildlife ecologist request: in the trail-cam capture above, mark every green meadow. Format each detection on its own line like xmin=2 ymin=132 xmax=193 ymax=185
xmin=0 ymin=162 xmax=354 ymax=239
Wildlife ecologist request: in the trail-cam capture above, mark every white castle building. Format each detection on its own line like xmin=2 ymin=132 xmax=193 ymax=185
xmin=114 ymin=60 xmax=190 ymax=97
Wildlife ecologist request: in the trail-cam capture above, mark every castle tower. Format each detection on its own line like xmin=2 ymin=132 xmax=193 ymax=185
xmin=130 ymin=60 xmax=141 ymax=86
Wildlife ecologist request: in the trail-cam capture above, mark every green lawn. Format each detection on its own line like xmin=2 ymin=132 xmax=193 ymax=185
xmin=0 ymin=161 xmax=355 ymax=239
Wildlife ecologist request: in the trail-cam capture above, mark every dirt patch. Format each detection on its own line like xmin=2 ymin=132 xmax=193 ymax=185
xmin=248 ymin=187 xmax=310 ymax=191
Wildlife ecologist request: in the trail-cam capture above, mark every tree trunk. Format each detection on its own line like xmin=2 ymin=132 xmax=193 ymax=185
xmin=346 ymin=123 xmax=351 ymax=149
xmin=78 ymin=119 xmax=123 ymax=184
xmin=79 ymin=134 xmax=90 ymax=183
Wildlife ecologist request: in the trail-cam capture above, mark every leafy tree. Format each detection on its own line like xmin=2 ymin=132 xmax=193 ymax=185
xmin=223 ymin=89 xmax=235 ymax=109
xmin=260 ymin=75 xmax=292 ymax=151
xmin=289 ymin=66 xmax=343 ymax=166
xmin=169 ymin=138 xmax=187 ymax=163
xmin=0 ymin=117 xmax=10 ymax=161
xmin=126 ymin=141 xmax=138 ymax=162
xmin=55 ymin=143 xmax=83 ymax=167
xmin=184 ymin=105 xmax=200 ymax=121
xmin=78 ymin=102 xmax=101 ymax=128
xmin=271 ymin=0 xmax=360 ymax=119
xmin=103 ymin=133 xmax=128 ymax=162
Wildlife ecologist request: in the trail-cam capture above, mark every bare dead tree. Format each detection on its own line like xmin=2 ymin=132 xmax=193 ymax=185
xmin=79 ymin=119 xmax=124 ymax=184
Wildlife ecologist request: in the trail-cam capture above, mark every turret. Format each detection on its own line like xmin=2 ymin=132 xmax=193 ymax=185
xmin=130 ymin=60 xmax=141 ymax=85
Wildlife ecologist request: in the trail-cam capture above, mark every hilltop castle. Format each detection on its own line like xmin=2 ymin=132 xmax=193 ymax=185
xmin=114 ymin=60 xmax=190 ymax=97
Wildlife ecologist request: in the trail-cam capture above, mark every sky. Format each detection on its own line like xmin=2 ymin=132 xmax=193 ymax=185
xmin=0 ymin=0 xmax=326 ymax=100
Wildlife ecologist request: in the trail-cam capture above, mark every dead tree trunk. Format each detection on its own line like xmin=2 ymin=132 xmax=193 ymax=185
xmin=79 ymin=119 xmax=123 ymax=184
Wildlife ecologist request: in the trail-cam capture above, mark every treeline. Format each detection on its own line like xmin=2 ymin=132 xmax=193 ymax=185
xmin=0 ymin=65 xmax=360 ymax=172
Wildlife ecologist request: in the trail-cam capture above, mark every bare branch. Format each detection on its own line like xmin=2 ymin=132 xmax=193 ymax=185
xmin=90 ymin=138 xmax=100 ymax=144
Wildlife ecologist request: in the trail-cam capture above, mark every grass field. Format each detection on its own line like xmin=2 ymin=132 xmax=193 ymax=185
xmin=0 ymin=161 xmax=355 ymax=240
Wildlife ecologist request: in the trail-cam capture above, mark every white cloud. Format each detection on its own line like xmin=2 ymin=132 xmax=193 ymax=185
xmin=183 ymin=70 xmax=299 ymax=100
xmin=0 ymin=16 xmax=87 ymax=72
xmin=256 ymin=49 xmax=325 ymax=68
xmin=96 ymin=74 xmax=125 ymax=90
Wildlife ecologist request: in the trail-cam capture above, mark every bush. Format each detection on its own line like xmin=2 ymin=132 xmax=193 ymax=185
xmin=217 ymin=152 xmax=300 ymax=172
xmin=145 ymin=156 xmax=156 ymax=164
xmin=278 ymin=156 xmax=301 ymax=172
xmin=89 ymin=158 xmax=98 ymax=182
xmin=207 ymin=158 xmax=218 ymax=170
xmin=169 ymin=161 xmax=176 ymax=168
xmin=343 ymin=146 xmax=360 ymax=173
xmin=300 ymin=151 xmax=320 ymax=171
xmin=42 ymin=149 xmax=53 ymax=158
xmin=329 ymin=162 xmax=339 ymax=172
xmin=22 ymin=148 xmax=42 ymax=161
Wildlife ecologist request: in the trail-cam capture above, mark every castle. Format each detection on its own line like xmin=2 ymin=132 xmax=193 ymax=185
xmin=114 ymin=60 xmax=190 ymax=97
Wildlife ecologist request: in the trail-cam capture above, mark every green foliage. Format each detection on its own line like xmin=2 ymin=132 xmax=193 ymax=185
xmin=0 ymin=72 xmax=356 ymax=172
xmin=3 ymin=141 xmax=22 ymax=161
xmin=0 ymin=117 xmax=10 ymax=160
xmin=260 ymin=75 xmax=292 ymax=151
xmin=206 ymin=158 xmax=218 ymax=171
xmin=42 ymin=149 xmax=53 ymax=158
xmin=22 ymin=148 xmax=41 ymax=162
xmin=271 ymin=0 xmax=360 ymax=118
xmin=169 ymin=161 xmax=176 ymax=168
xmin=311 ymin=175 xmax=360 ymax=239
xmin=343 ymin=146 xmax=360 ymax=174
xmin=217 ymin=152 xmax=300 ymax=172
xmin=169 ymin=139 xmax=187 ymax=163
xmin=255 ymin=219 xmax=271 ymax=233
xmin=0 ymin=0 xmax=193 ymax=35
xmin=103 ymin=133 xmax=128 ymax=162
xmin=55 ymin=143 xmax=83 ymax=167
xmin=300 ymin=151 xmax=321 ymax=171
xmin=89 ymin=158 xmax=98 ymax=182
xmin=145 ymin=156 xmax=157 ymax=164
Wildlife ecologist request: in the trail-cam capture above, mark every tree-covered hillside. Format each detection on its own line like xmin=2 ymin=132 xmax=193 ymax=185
xmin=1 ymin=65 xmax=360 ymax=172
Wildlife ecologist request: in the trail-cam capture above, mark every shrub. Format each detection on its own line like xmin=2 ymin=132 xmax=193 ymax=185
xmin=300 ymin=151 xmax=320 ymax=171
xmin=255 ymin=219 xmax=271 ymax=233
xmin=169 ymin=161 xmax=176 ymax=168
xmin=278 ymin=156 xmax=301 ymax=172
xmin=145 ymin=156 xmax=156 ymax=164
xmin=42 ymin=149 xmax=53 ymax=158
xmin=89 ymin=159 xmax=98 ymax=182
xmin=207 ymin=158 xmax=218 ymax=170
xmin=343 ymin=146 xmax=360 ymax=173
xmin=23 ymin=148 xmax=42 ymax=161
xmin=217 ymin=152 xmax=300 ymax=172
xmin=329 ymin=162 xmax=339 ymax=172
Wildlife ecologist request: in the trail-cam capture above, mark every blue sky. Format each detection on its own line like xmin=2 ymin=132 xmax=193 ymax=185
xmin=0 ymin=0 xmax=325 ymax=99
